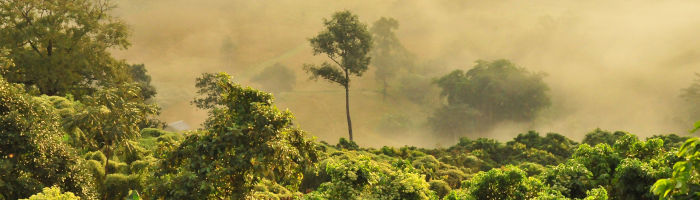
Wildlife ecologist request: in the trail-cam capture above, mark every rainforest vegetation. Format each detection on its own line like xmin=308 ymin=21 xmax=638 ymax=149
xmin=2 ymin=0 xmax=700 ymax=200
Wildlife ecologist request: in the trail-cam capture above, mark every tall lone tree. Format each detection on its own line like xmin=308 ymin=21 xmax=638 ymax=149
xmin=304 ymin=11 xmax=372 ymax=141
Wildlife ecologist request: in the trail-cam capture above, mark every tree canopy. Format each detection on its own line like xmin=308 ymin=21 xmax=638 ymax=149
xmin=149 ymin=73 xmax=318 ymax=199
xmin=370 ymin=17 xmax=415 ymax=100
xmin=681 ymin=73 xmax=700 ymax=122
xmin=431 ymin=59 xmax=550 ymax=135
xmin=0 ymin=0 xmax=131 ymax=97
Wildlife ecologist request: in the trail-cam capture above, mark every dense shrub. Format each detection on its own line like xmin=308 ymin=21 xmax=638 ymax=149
xmin=20 ymin=186 xmax=79 ymax=200
xmin=0 ymin=78 xmax=96 ymax=199
xmin=429 ymin=179 xmax=451 ymax=198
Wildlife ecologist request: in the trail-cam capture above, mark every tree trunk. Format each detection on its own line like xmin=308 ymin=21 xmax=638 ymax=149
xmin=344 ymin=69 xmax=353 ymax=141
xmin=47 ymin=39 xmax=52 ymax=56
xmin=345 ymin=84 xmax=353 ymax=141
xmin=103 ymin=145 xmax=110 ymax=200
xmin=104 ymin=146 xmax=110 ymax=177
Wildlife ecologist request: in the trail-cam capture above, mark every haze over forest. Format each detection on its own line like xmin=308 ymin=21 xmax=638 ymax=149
xmin=112 ymin=0 xmax=700 ymax=147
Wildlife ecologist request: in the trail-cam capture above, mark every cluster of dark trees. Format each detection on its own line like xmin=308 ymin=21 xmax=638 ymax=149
xmin=2 ymin=0 xmax=700 ymax=199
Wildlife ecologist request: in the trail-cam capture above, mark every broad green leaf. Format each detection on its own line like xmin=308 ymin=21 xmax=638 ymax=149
xmin=691 ymin=121 xmax=700 ymax=133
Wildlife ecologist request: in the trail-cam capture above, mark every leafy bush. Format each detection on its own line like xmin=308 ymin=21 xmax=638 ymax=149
xmin=147 ymin=73 xmax=318 ymax=199
xmin=652 ymin=127 xmax=700 ymax=199
xmin=459 ymin=165 xmax=545 ymax=199
xmin=429 ymin=179 xmax=451 ymax=198
xmin=304 ymin=153 xmax=435 ymax=200
xmin=582 ymin=129 xmax=626 ymax=146
xmin=337 ymin=138 xmax=359 ymax=150
xmin=612 ymin=158 xmax=659 ymax=200
xmin=540 ymin=160 xmax=594 ymax=198
xmin=436 ymin=169 xmax=467 ymax=189
xmin=103 ymin=174 xmax=131 ymax=199
xmin=584 ymin=187 xmax=609 ymax=200
xmin=20 ymin=186 xmax=79 ymax=200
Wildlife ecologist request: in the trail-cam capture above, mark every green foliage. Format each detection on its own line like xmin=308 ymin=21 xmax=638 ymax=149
xmin=103 ymin=173 xmax=132 ymax=200
xmin=572 ymin=143 xmax=621 ymax=187
xmin=84 ymin=151 xmax=107 ymax=166
xmin=127 ymin=64 xmax=157 ymax=101
xmin=67 ymin=83 xmax=158 ymax=151
xmin=429 ymin=179 xmax=451 ymax=198
xmin=300 ymin=159 xmax=332 ymax=194
xmin=305 ymin=156 xmax=379 ymax=199
xmin=582 ymin=128 xmax=627 ymax=146
xmin=84 ymin=160 xmax=105 ymax=184
xmin=692 ymin=120 xmax=700 ymax=133
xmin=436 ymin=169 xmax=467 ymax=189
xmin=251 ymin=63 xmax=296 ymax=94
xmin=0 ymin=77 xmax=96 ymax=199
xmin=63 ymin=83 xmax=158 ymax=179
xmin=509 ymin=143 xmax=561 ymax=166
xmin=651 ymin=136 xmax=700 ymax=199
xmin=304 ymin=154 xmax=434 ymax=200
xmin=540 ymin=160 xmax=594 ymax=198
xmin=431 ymin=59 xmax=550 ymax=133
xmin=304 ymin=10 xmax=372 ymax=88
xmin=459 ymin=165 xmax=545 ymax=200
xmin=116 ymin=141 xmax=149 ymax=164
xmin=20 ymin=186 xmax=79 ymax=200
xmin=612 ymin=158 xmax=660 ymax=200
xmin=443 ymin=189 xmax=472 ymax=200
xmin=412 ymin=155 xmax=440 ymax=180
xmin=126 ymin=190 xmax=141 ymax=200
xmin=191 ymin=72 xmax=226 ymax=109
xmin=140 ymin=128 xmax=171 ymax=138
xmin=0 ymin=0 xmax=130 ymax=97
xmin=106 ymin=161 xmax=129 ymax=175
xmin=648 ymin=134 xmax=692 ymax=150
xmin=518 ymin=162 xmax=545 ymax=176
xmin=125 ymin=64 xmax=163 ymax=129
xmin=584 ymin=187 xmax=609 ymax=200
xmin=453 ymin=138 xmax=505 ymax=164
xmin=337 ymin=137 xmax=360 ymax=150
xmin=250 ymin=179 xmax=302 ymax=200
xmin=509 ymin=131 xmax=577 ymax=159
xmin=612 ymin=133 xmax=639 ymax=156
xmin=148 ymin=73 xmax=318 ymax=199
xmin=0 ymin=48 xmax=13 ymax=75
xmin=627 ymin=138 xmax=665 ymax=161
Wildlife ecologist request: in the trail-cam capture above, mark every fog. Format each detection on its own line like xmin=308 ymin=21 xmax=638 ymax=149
xmin=110 ymin=0 xmax=700 ymax=147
